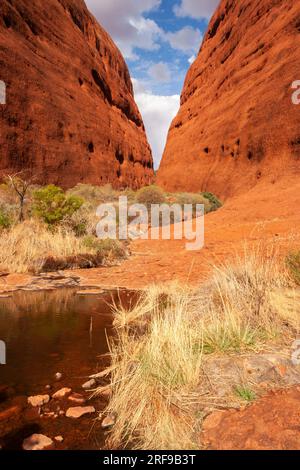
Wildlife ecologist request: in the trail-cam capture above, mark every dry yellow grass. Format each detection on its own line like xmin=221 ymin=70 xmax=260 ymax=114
xmin=100 ymin=248 xmax=300 ymax=450
xmin=0 ymin=220 xmax=92 ymax=273
xmin=0 ymin=220 xmax=125 ymax=273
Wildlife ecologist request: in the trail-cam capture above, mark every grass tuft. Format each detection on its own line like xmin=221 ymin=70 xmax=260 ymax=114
xmin=234 ymin=385 xmax=257 ymax=403
xmin=287 ymin=252 xmax=300 ymax=285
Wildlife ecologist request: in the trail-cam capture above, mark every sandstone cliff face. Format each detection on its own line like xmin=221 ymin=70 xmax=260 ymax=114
xmin=0 ymin=0 xmax=153 ymax=188
xmin=158 ymin=0 xmax=300 ymax=199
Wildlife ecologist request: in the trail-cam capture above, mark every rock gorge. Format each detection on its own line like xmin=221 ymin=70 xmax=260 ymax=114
xmin=158 ymin=0 xmax=300 ymax=199
xmin=0 ymin=0 xmax=154 ymax=188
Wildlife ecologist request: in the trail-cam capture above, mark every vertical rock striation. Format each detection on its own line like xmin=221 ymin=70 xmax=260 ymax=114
xmin=0 ymin=0 xmax=154 ymax=188
xmin=158 ymin=0 xmax=300 ymax=199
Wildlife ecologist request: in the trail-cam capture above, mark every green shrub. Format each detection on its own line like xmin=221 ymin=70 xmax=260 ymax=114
xmin=287 ymin=252 xmax=300 ymax=285
xmin=71 ymin=221 xmax=87 ymax=237
xmin=135 ymin=185 xmax=166 ymax=207
xmin=0 ymin=208 xmax=12 ymax=229
xmin=202 ymin=192 xmax=223 ymax=212
xmin=234 ymin=385 xmax=256 ymax=402
xmin=33 ymin=185 xmax=84 ymax=225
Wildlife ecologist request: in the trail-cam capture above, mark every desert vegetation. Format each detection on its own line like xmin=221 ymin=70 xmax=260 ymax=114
xmin=0 ymin=180 xmax=222 ymax=274
xmin=99 ymin=248 xmax=300 ymax=450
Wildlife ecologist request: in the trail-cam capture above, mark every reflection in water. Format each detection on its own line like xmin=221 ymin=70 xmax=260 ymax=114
xmin=0 ymin=288 xmax=137 ymax=395
xmin=0 ymin=288 xmax=139 ymax=450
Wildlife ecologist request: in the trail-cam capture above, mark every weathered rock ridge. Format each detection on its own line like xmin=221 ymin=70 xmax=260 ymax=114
xmin=158 ymin=0 xmax=300 ymax=199
xmin=0 ymin=0 xmax=153 ymax=188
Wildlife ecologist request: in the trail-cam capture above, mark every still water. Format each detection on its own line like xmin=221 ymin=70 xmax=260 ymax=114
xmin=0 ymin=288 xmax=137 ymax=450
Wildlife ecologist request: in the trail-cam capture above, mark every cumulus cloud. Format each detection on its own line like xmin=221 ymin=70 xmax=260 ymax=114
xmin=132 ymin=79 xmax=180 ymax=168
xmin=174 ymin=0 xmax=220 ymax=19
xmin=85 ymin=0 xmax=162 ymax=59
xmin=165 ymin=26 xmax=203 ymax=54
xmin=148 ymin=62 xmax=172 ymax=83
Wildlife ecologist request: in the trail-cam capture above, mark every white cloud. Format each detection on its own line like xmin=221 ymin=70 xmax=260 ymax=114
xmin=174 ymin=0 xmax=220 ymax=20
xmin=165 ymin=26 xmax=203 ymax=54
xmin=188 ymin=54 xmax=196 ymax=64
xmin=148 ymin=62 xmax=171 ymax=83
xmin=132 ymin=79 xmax=180 ymax=168
xmin=85 ymin=0 xmax=162 ymax=59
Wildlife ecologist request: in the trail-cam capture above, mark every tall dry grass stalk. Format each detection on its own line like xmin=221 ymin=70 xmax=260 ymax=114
xmin=101 ymin=247 xmax=299 ymax=450
xmin=105 ymin=288 xmax=202 ymax=450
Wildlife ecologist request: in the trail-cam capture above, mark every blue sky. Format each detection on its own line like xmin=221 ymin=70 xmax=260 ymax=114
xmin=85 ymin=0 xmax=219 ymax=167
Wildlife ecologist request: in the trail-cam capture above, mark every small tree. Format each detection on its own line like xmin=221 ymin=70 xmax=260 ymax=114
xmin=6 ymin=173 xmax=32 ymax=222
xmin=33 ymin=184 xmax=84 ymax=225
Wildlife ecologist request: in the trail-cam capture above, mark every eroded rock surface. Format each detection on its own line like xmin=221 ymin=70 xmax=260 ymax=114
xmin=0 ymin=0 xmax=153 ymax=188
xmin=158 ymin=0 xmax=300 ymax=199
xmin=202 ymin=387 xmax=300 ymax=450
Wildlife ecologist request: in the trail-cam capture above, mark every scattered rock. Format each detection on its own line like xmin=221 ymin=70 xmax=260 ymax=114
xmin=45 ymin=385 xmax=52 ymax=391
xmin=68 ymin=393 xmax=86 ymax=405
xmin=52 ymin=388 xmax=72 ymax=399
xmin=54 ymin=436 xmax=64 ymax=443
xmin=59 ymin=410 xmax=65 ymax=416
xmin=28 ymin=395 xmax=50 ymax=407
xmin=101 ymin=413 xmax=117 ymax=429
xmin=201 ymin=350 xmax=300 ymax=400
xmin=42 ymin=412 xmax=55 ymax=418
xmin=66 ymin=406 xmax=96 ymax=419
xmin=55 ymin=372 xmax=63 ymax=381
xmin=22 ymin=434 xmax=53 ymax=451
xmin=82 ymin=379 xmax=96 ymax=390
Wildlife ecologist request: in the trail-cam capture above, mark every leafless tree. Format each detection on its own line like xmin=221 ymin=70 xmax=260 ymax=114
xmin=6 ymin=172 xmax=33 ymax=222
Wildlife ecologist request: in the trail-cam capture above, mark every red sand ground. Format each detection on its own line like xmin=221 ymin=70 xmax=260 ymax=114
xmin=75 ymin=177 xmax=300 ymax=289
